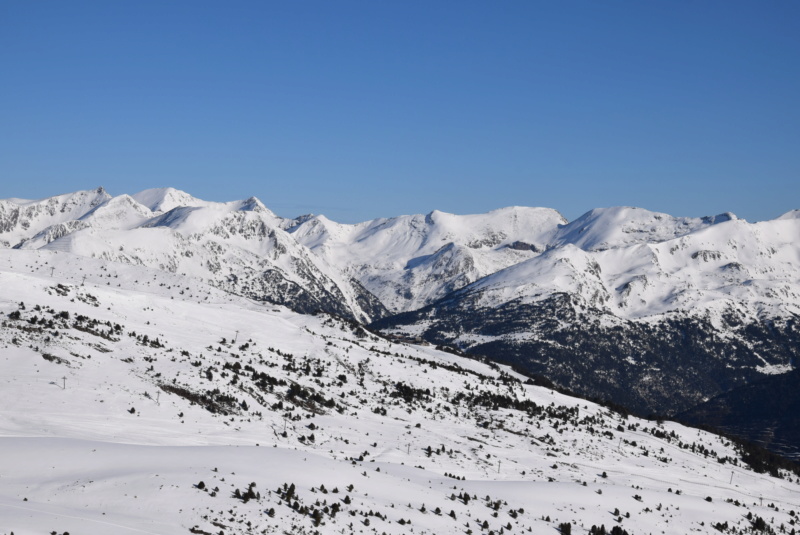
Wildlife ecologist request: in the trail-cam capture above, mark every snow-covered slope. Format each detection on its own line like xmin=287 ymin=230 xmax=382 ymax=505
xmin=131 ymin=186 xmax=210 ymax=212
xmin=550 ymin=206 xmax=735 ymax=252
xmin=1 ymin=249 xmax=798 ymax=535
xmin=442 ymin=214 xmax=800 ymax=320
xmin=1 ymin=188 xmax=386 ymax=323
xmin=4 ymin=187 xmax=800 ymax=421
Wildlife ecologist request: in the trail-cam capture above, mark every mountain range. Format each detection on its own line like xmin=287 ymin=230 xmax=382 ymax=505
xmin=2 ymin=187 xmax=798 ymax=433
xmin=1 ymin=187 xmax=386 ymax=323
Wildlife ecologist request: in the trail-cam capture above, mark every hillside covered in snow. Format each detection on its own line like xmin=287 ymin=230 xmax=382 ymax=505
xmin=3 ymin=187 xmax=799 ymax=431
xmin=1 ymin=249 xmax=799 ymax=535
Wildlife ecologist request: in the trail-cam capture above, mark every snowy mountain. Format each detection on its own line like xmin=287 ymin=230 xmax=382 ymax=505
xmin=1 ymin=249 xmax=798 ymax=534
xmin=4 ymin=187 xmax=799 ymax=421
xmin=286 ymin=206 xmax=567 ymax=313
xmin=1 ymin=188 xmax=386 ymax=323
xmin=287 ymin=205 xmax=746 ymax=315
xmin=387 ymin=210 xmax=800 ymax=323
xmin=285 ymin=201 xmax=800 ymax=417
xmin=375 ymin=211 xmax=800 ymax=415
xmin=0 ymin=187 xmax=111 ymax=248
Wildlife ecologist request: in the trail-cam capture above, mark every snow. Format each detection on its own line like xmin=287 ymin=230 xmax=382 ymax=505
xmin=2 ymin=187 xmax=800 ymax=533
xmin=550 ymin=206 xmax=729 ymax=252
xmin=131 ymin=187 xmax=210 ymax=213
xmin=436 ymin=213 xmax=800 ymax=321
xmin=0 ymin=187 xmax=110 ymax=247
xmin=756 ymin=363 xmax=794 ymax=375
xmin=4 ymin=187 xmax=798 ymax=326
xmin=284 ymin=201 xmax=800 ymax=326
xmin=0 ymin=248 xmax=798 ymax=534
xmin=1 ymin=188 xmax=382 ymax=323
xmin=289 ymin=206 xmax=567 ymax=312
xmin=776 ymin=209 xmax=800 ymax=220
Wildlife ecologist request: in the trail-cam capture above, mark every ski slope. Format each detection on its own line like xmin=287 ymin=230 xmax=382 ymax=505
xmin=1 ymin=249 xmax=797 ymax=534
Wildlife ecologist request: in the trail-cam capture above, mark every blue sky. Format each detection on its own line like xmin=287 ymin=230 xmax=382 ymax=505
xmin=1 ymin=1 xmax=798 ymax=223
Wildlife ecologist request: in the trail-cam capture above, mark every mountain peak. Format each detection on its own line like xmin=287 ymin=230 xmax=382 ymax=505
xmin=702 ymin=212 xmax=738 ymax=224
xmin=777 ymin=209 xmax=800 ymax=220
xmin=236 ymin=196 xmax=270 ymax=214
xmin=131 ymin=187 xmax=203 ymax=212
xmin=552 ymin=206 xmax=732 ymax=251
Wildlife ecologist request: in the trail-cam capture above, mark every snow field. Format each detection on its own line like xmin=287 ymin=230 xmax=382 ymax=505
xmin=1 ymin=251 xmax=799 ymax=534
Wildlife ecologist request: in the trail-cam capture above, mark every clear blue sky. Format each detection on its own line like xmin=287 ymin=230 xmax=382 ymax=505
xmin=1 ymin=1 xmax=798 ymax=223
